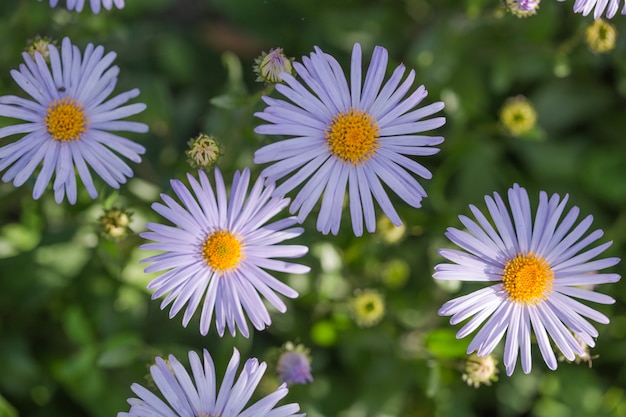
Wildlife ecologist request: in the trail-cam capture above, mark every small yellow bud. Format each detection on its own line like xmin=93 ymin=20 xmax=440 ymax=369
xmin=585 ymin=19 xmax=616 ymax=54
xmin=500 ymin=95 xmax=537 ymax=137
xmin=462 ymin=353 xmax=499 ymax=388
xmin=25 ymin=36 xmax=56 ymax=63
xmin=350 ymin=289 xmax=385 ymax=327
xmin=98 ymin=207 xmax=132 ymax=241
xmin=186 ymin=133 xmax=222 ymax=169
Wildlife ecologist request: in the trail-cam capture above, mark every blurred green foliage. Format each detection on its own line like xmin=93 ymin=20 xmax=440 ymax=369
xmin=1 ymin=1 xmax=626 ymax=417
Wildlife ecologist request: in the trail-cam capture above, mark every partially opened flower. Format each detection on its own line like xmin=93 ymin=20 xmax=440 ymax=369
xmin=141 ymin=168 xmax=310 ymax=337
xmin=118 ymin=348 xmax=304 ymax=417
xmin=254 ymin=43 xmax=445 ymax=236
xmin=0 ymin=37 xmax=147 ymax=204
xmin=435 ymin=184 xmax=620 ymax=375
xmin=40 ymin=0 xmax=125 ymax=13
xmin=557 ymin=0 xmax=626 ymax=18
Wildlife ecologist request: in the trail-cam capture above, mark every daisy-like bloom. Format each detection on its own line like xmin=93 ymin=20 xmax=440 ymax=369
xmin=0 ymin=37 xmax=147 ymax=204
xmin=40 ymin=0 xmax=124 ymax=13
xmin=141 ymin=168 xmax=310 ymax=337
xmin=118 ymin=348 xmax=304 ymax=417
xmin=435 ymin=184 xmax=620 ymax=375
xmin=557 ymin=0 xmax=626 ymax=18
xmin=254 ymin=43 xmax=445 ymax=236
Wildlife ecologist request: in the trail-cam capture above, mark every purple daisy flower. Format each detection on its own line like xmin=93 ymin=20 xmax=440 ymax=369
xmin=434 ymin=184 xmax=620 ymax=375
xmin=0 ymin=37 xmax=147 ymax=204
xmin=118 ymin=348 xmax=305 ymax=417
xmin=40 ymin=0 xmax=124 ymax=13
xmin=141 ymin=168 xmax=310 ymax=337
xmin=253 ymin=43 xmax=445 ymax=236
xmin=558 ymin=0 xmax=626 ymax=18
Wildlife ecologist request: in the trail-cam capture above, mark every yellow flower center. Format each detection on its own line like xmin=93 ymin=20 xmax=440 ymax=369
xmin=502 ymin=253 xmax=553 ymax=304
xmin=202 ymin=230 xmax=244 ymax=272
xmin=45 ymin=97 xmax=89 ymax=142
xmin=325 ymin=109 xmax=379 ymax=165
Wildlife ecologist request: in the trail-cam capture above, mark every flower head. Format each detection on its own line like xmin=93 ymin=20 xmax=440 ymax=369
xmin=254 ymin=48 xmax=294 ymax=84
xmin=505 ymin=0 xmax=541 ymax=17
xmin=557 ymin=0 xmax=626 ymax=19
xmin=141 ymin=168 xmax=310 ymax=337
xmin=118 ymin=348 xmax=304 ymax=417
xmin=462 ymin=353 xmax=499 ymax=388
xmin=254 ymin=43 xmax=445 ymax=236
xmin=585 ymin=19 xmax=617 ymax=54
xmin=40 ymin=0 xmax=125 ymax=13
xmin=499 ymin=96 xmax=537 ymax=137
xmin=351 ymin=289 xmax=385 ymax=327
xmin=186 ymin=133 xmax=222 ymax=169
xmin=0 ymin=37 xmax=147 ymax=204
xmin=434 ymin=184 xmax=620 ymax=375
xmin=277 ymin=342 xmax=313 ymax=385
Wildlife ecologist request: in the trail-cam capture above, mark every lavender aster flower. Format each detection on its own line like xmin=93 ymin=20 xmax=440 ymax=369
xmin=435 ymin=184 xmax=620 ymax=375
xmin=40 ymin=0 xmax=124 ymax=13
xmin=0 ymin=37 xmax=147 ymax=204
xmin=141 ymin=168 xmax=310 ymax=337
xmin=254 ymin=43 xmax=445 ymax=236
xmin=558 ymin=0 xmax=626 ymax=18
xmin=118 ymin=348 xmax=305 ymax=417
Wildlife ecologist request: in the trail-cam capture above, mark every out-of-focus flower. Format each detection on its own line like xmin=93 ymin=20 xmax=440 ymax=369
xmin=141 ymin=168 xmax=310 ymax=337
xmin=186 ymin=133 xmax=222 ymax=169
xmin=505 ymin=0 xmax=541 ymax=17
xmin=277 ymin=342 xmax=313 ymax=385
xmin=40 ymin=0 xmax=125 ymax=13
xmin=435 ymin=184 xmax=620 ymax=375
xmin=254 ymin=48 xmax=294 ymax=84
xmin=254 ymin=43 xmax=445 ymax=236
xmin=585 ymin=19 xmax=617 ymax=53
xmin=98 ymin=207 xmax=132 ymax=241
xmin=557 ymin=0 xmax=626 ymax=19
xmin=499 ymin=96 xmax=537 ymax=137
xmin=559 ymin=334 xmax=599 ymax=367
xmin=462 ymin=353 xmax=499 ymax=388
xmin=118 ymin=349 xmax=304 ymax=417
xmin=25 ymin=36 xmax=56 ymax=63
xmin=0 ymin=37 xmax=147 ymax=204
xmin=351 ymin=289 xmax=385 ymax=327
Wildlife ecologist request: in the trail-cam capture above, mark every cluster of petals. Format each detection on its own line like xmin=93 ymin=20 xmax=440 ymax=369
xmin=558 ymin=0 xmax=626 ymax=18
xmin=42 ymin=0 xmax=124 ymax=13
xmin=254 ymin=43 xmax=445 ymax=236
xmin=118 ymin=348 xmax=304 ymax=417
xmin=435 ymin=184 xmax=620 ymax=375
xmin=0 ymin=37 xmax=147 ymax=203
xmin=141 ymin=168 xmax=310 ymax=337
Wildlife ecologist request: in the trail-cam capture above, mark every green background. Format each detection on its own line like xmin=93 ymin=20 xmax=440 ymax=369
xmin=0 ymin=1 xmax=625 ymax=416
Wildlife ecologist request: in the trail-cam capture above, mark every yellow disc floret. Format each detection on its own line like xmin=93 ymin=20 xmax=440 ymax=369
xmin=502 ymin=253 xmax=553 ymax=304
xmin=45 ymin=97 xmax=89 ymax=142
xmin=202 ymin=230 xmax=244 ymax=272
xmin=326 ymin=109 xmax=379 ymax=165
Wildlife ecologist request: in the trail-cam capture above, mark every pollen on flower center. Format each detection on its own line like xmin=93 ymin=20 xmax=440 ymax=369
xmin=45 ymin=97 xmax=89 ymax=142
xmin=202 ymin=230 xmax=244 ymax=272
xmin=502 ymin=253 xmax=553 ymax=304
xmin=325 ymin=109 xmax=379 ymax=165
